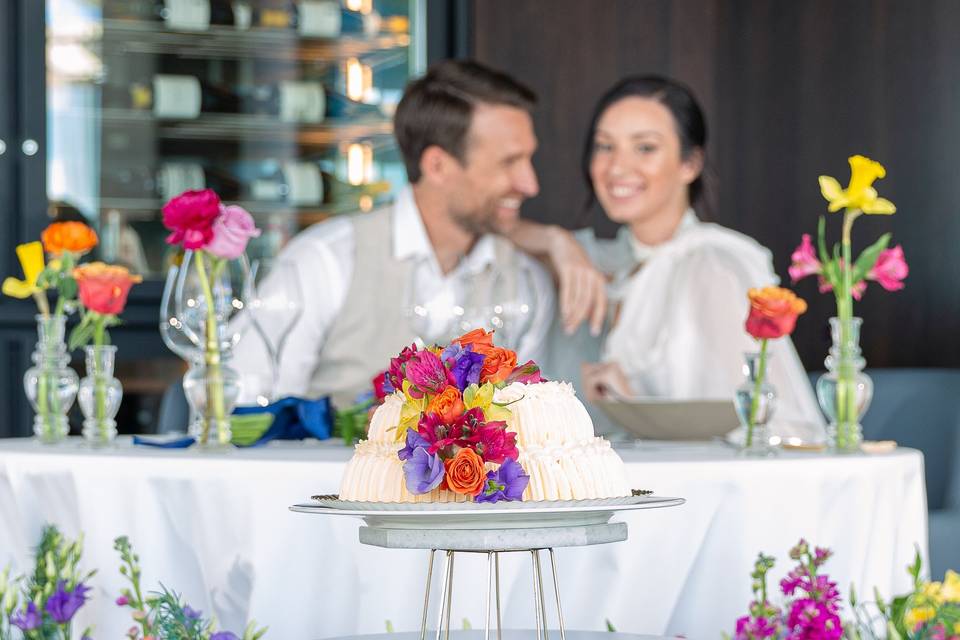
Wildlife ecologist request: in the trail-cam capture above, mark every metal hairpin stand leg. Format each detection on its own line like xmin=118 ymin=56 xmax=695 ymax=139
xmin=420 ymin=547 xmax=565 ymax=640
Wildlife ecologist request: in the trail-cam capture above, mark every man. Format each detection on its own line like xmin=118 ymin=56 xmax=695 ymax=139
xmin=233 ymin=60 xmax=555 ymax=407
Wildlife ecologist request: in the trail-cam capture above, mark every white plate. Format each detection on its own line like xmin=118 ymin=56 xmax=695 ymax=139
xmin=289 ymin=492 xmax=685 ymax=529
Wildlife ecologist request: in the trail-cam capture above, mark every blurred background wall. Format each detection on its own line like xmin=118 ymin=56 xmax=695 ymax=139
xmin=471 ymin=0 xmax=960 ymax=371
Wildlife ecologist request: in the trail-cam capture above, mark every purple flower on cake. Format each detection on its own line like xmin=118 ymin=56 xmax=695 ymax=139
xmin=183 ymin=604 xmax=202 ymax=619
xmin=442 ymin=343 xmax=485 ymax=391
xmin=475 ymin=457 xmax=529 ymax=503
xmin=10 ymin=602 xmax=42 ymax=631
xmin=210 ymin=633 xmax=241 ymax=640
xmin=405 ymin=350 xmax=455 ymax=398
xmin=399 ymin=429 xmax=432 ymax=461
xmin=46 ymin=580 xmax=91 ymax=624
xmin=402 ymin=447 xmax=445 ymax=494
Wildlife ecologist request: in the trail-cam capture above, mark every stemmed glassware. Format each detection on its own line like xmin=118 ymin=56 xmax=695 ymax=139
xmin=244 ymin=258 xmax=304 ymax=404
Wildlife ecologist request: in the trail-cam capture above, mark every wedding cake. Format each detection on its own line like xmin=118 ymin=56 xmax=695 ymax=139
xmin=339 ymin=330 xmax=630 ymax=503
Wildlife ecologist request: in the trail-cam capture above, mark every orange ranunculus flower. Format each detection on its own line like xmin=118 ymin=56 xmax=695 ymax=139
xmin=443 ymin=448 xmax=486 ymax=496
xmin=745 ymin=286 xmax=807 ymax=340
xmin=426 ymin=386 xmax=465 ymax=424
xmin=42 ymin=221 xmax=98 ymax=256
xmin=479 ymin=346 xmax=518 ymax=384
xmin=73 ymin=262 xmax=142 ymax=316
xmin=456 ymin=328 xmax=495 ymax=351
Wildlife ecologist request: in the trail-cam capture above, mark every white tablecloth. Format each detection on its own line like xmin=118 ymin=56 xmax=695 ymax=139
xmin=0 ymin=438 xmax=927 ymax=640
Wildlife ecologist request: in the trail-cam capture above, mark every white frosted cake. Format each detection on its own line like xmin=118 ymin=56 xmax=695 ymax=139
xmin=339 ymin=381 xmax=631 ymax=502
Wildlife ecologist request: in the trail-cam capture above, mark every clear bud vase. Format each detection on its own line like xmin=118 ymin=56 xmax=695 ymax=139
xmin=816 ymin=317 xmax=873 ymax=454
xmin=78 ymin=345 xmax=123 ymax=445
xmin=183 ymin=355 xmax=240 ymax=448
xmin=734 ymin=351 xmax=777 ymax=456
xmin=24 ymin=315 xmax=79 ymax=444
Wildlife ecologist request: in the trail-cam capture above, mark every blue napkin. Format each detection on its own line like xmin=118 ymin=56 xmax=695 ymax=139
xmin=132 ymin=434 xmax=196 ymax=448
xmin=232 ymin=396 xmax=333 ymax=447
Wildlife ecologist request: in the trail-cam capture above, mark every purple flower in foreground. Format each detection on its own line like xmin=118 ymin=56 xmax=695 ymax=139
xmin=46 ymin=581 xmax=91 ymax=624
xmin=398 ymin=429 xmax=432 ymax=462
xmin=10 ymin=601 xmax=42 ymax=631
xmin=785 ymin=598 xmax=842 ymax=640
xmin=735 ymin=614 xmax=780 ymax=640
xmin=475 ymin=457 xmax=529 ymax=503
xmin=115 ymin=595 xmax=129 ymax=606
xmin=210 ymin=633 xmax=240 ymax=640
xmin=402 ymin=447 xmax=445 ymax=494
xmin=183 ymin=604 xmax=202 ymax=619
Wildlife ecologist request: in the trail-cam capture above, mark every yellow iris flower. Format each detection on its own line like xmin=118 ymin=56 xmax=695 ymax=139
xmin=2 ymin=242 xmax=45 ymax=299
xmin=395 ymin=380 xmax=427 ymax=441
xmin=903 ymin=604 xmax=936 ymax=627
xmin=941 ymin=569 xmax=960 ymax=603
xmin=463 ymin=383 xmax=512 ymax=422
xmin=819 ymin=154 xmax=897 ymax=214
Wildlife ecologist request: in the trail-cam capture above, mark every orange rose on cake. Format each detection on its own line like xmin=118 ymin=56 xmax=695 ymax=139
xmin=426 ymin=386 xmax=465 ymax=424
xmin=443 ymin=448 xmax=486 ymax=496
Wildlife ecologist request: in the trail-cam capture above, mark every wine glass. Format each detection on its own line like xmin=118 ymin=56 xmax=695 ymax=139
xmin=459 ymin=262 xmax=540 ymax=353
xmin=401 ymin=256 xmax=459 ymax=346
xmin=244 ymin=258 xmax=304 ymax=403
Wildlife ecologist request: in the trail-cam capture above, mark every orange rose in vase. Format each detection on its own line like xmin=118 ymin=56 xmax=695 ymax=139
xmin=443 ymin=447 xmax=486 ymax=496
xmin=73 ymin=263 xmax=142 ymax=315
xmin=745 ymin=287 xmax=808 ymax=340
xmin=42 ymin=221 xmax=99 ymax=256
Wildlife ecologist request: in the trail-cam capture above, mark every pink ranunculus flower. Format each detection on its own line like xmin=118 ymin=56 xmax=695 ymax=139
xmin=205 ymin=205 xmax=261 ymax=259
xmin=789 ymin=234 xmax=822 ymax=282
xmin=867 ymin=245 xmax=908 ymax=292
xmin=162 ymin=189 xmax=222 ymax=250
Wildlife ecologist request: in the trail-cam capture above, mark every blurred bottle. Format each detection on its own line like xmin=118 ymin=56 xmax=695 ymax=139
xmin=250 ymin=160 xmax=389 ymax=207
xmin=255 ymin=1 xmax=380 ymax=38
xmin=102 ymin=75 xmax=241 ymax=118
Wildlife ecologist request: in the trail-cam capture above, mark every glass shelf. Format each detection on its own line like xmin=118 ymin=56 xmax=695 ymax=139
xmin=98 ymin=108 xmax=394 ymax=144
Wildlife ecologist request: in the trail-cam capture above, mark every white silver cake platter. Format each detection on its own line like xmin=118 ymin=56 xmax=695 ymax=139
xmin=289 ymin=490 xmax=685 ymax=529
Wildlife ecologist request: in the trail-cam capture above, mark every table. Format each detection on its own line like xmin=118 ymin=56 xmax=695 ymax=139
xmin=0 ymin=438 xmax=927 ymax=639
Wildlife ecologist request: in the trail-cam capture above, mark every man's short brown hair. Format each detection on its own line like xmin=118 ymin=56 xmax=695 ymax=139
xmin=394 ymin=59 xmax=537 ymax=183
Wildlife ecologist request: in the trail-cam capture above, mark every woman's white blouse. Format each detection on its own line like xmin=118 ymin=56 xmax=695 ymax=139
xmin=573 ymin=211 xmax=825 ymax=438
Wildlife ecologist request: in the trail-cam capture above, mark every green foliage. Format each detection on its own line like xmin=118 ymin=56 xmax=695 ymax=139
xmin=113 ymin=536 xmax=268 ymax=640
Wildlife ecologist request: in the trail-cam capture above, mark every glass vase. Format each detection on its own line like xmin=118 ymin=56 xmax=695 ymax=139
xmin=182 ymin=356 xmax=240 ymax=448
xmin=160 ymin=250 xmax=248 ymax=447
xmin=816 ymin=317 xmax=873 ymax=454
xmin=733 ymin=351 xmax=777 ymax=456
xmin=23 ymin=315 xmax=79 ymax=444
xmin=78 ymin=345 xmax=123 ymax=445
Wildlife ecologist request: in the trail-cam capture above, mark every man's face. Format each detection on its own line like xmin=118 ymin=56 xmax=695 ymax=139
xmin=445 ymin=103 xmax=539 ymax=235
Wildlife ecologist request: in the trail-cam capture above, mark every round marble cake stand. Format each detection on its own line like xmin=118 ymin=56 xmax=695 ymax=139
xmin=360 ymin=523 xmax=627 ymax=640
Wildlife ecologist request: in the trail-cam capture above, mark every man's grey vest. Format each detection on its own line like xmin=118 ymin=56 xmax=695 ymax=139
xmin=305 ymin=204 xmax=520 ymax=408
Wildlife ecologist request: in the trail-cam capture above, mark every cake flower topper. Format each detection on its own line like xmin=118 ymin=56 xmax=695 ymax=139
xmin=379 ymin=329 xmax=541 ymax=503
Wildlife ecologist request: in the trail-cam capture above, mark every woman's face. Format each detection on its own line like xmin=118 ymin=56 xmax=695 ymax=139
xmin=589 ymin=96 xmax=701 ymax=227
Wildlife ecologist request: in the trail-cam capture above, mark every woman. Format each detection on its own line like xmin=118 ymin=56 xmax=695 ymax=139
xmin=512 ymin=75 xmax=823 ymax=438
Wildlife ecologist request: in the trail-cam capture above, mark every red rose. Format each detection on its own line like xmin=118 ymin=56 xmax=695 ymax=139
xmin=73 ymin=262 xmax=142 ymax=316
xmin=162 ymin=189 xmax=222 ymax=250
xmin=745 ymin=287 xmax=807 ymax=340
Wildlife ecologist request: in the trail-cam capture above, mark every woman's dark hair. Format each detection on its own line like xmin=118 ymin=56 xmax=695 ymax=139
xmin=395 ymin=59 xmax=537 ymax=183
xmin=580 ymin=74 xmax=710 ymax=221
